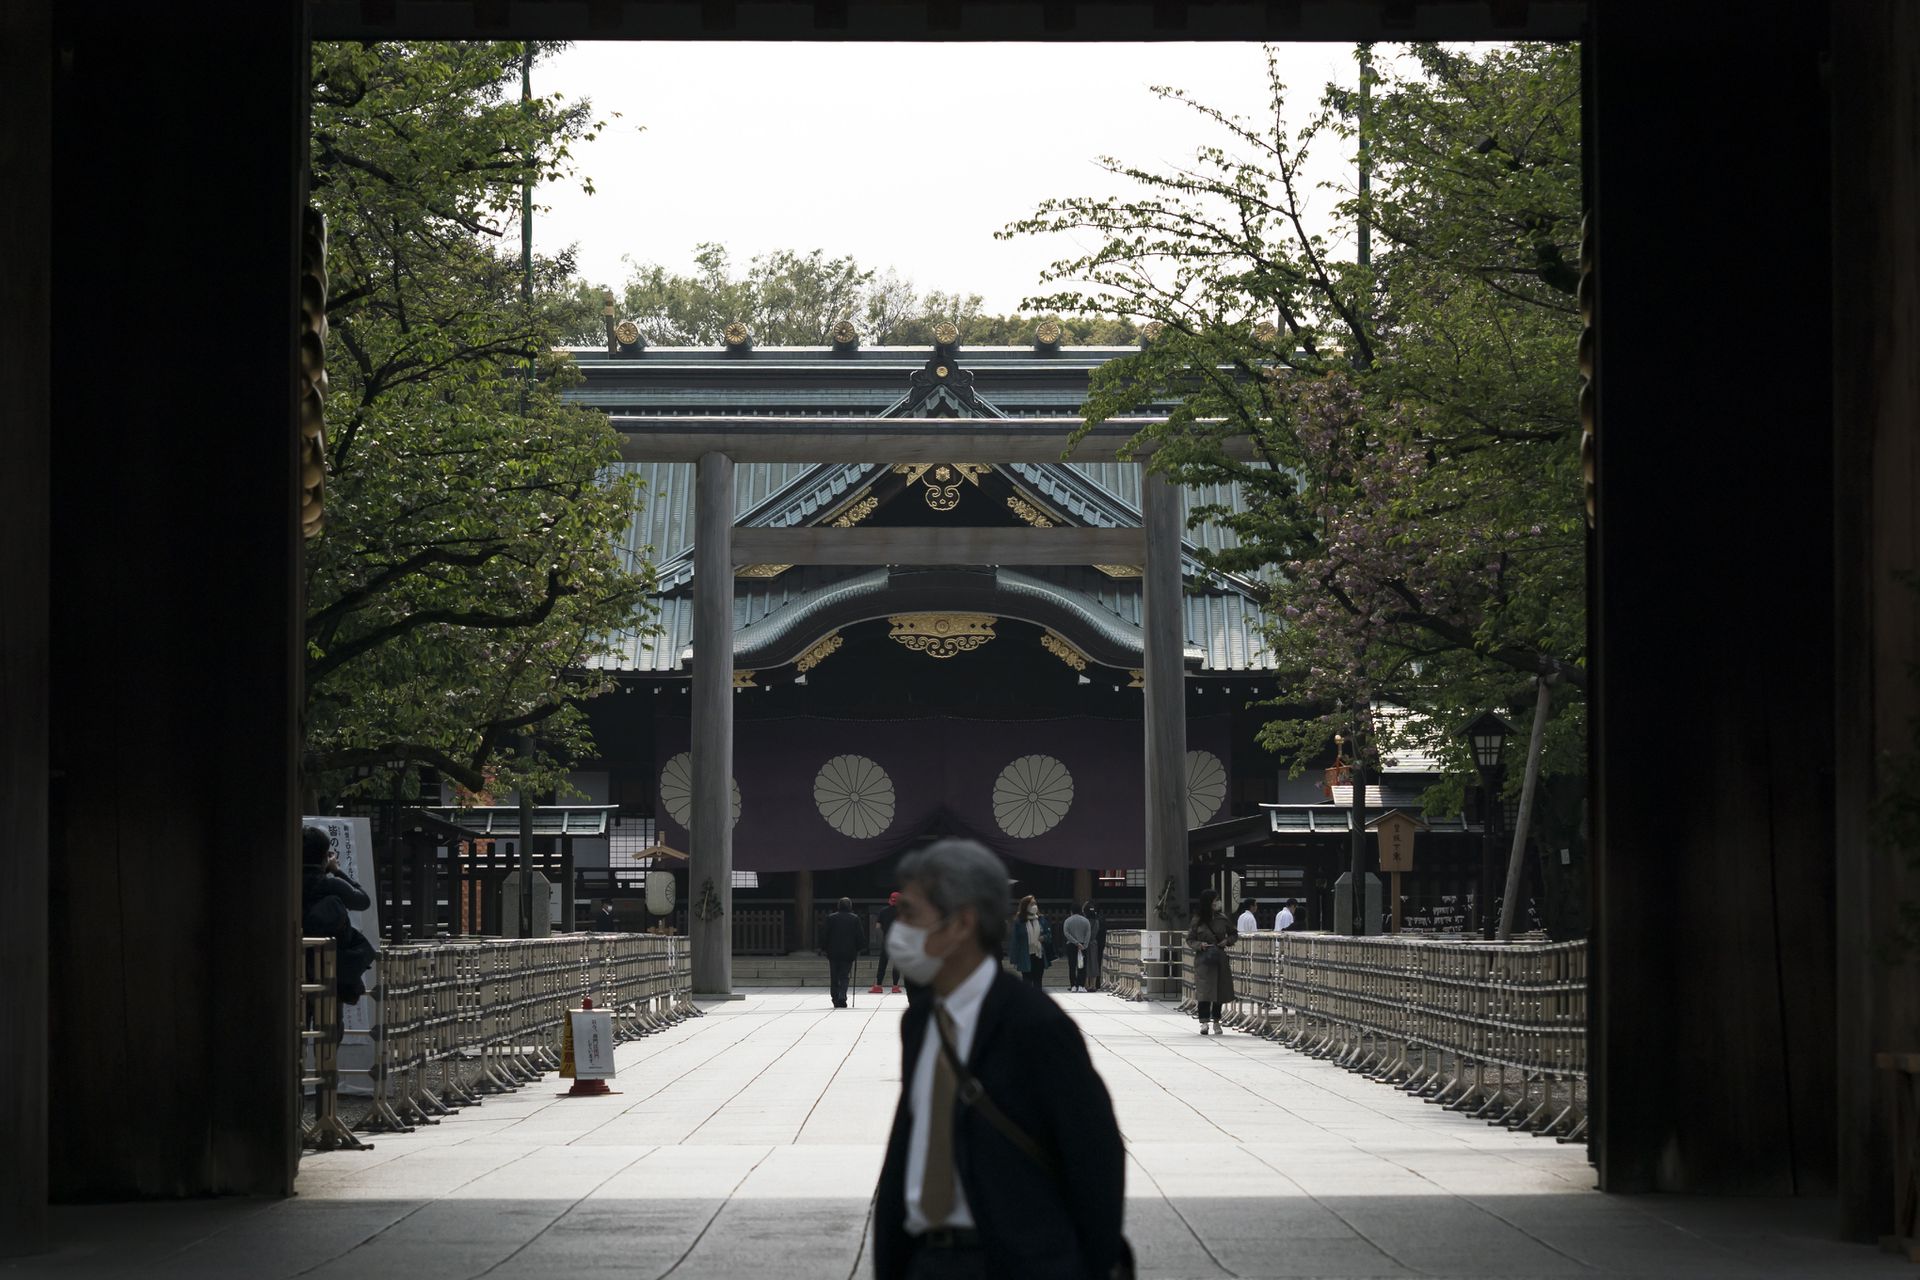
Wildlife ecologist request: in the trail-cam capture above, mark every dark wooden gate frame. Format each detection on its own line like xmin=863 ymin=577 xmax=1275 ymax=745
xmin=5 ymin=0 xmax=1912 ymax=1256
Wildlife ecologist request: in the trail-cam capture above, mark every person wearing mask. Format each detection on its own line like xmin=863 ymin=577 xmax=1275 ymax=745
xmin=1187 ymin=889 xmax=1237 ymax=1036
xmin=591 ymin=899 xmax=619 ymax=932
xmin=1275 ymin=900 xmax=1296 ymax=931
xmin=1008 ymin=894 xmax=1054 ymax=989
xmin=1061 ymin=904 xmax=1093 ymax=992
xmin=823 ymin=896 xmax=865 ymax=1008
xmin=1235 ymin=897 xmax=1259 ymax=938
xmin=872 ymin=839 xmax=1128 ymax=1280
xmin=872 ymin=890 xmax=904 ymax=994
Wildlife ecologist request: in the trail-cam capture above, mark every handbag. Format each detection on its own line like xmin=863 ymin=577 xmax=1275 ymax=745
xmin=933 ymin=1018 xmax=1137 ymax=1280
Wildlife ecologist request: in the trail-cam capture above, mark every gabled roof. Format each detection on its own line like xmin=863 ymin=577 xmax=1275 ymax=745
xmin=565 ymin=341 xmax=1278 ymax=673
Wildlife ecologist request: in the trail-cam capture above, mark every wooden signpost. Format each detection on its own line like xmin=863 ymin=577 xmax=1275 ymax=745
xmin=1368 ymin=810 xmax=1425 ymax=934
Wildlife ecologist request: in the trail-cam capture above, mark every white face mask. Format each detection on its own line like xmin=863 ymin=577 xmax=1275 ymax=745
xmin=886 ymin=920 xmax=947 ymax=986
xmin=1025 ymin=906 xmax=1039 ymax=918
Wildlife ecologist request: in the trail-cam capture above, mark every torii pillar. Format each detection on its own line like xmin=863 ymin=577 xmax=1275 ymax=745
xmin=1141 ymin=467 xmax=1188 ymax=991
xmin=691 ymin=452 xmax=734 ymax=995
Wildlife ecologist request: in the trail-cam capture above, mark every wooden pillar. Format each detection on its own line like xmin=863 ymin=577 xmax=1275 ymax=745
xmin=1833 ymin=0 xmax=1920 ymax=1238
xmin=691 ymin=452 xmax=735 ymax=994
xmin=1073 ymin=868 xmax=1093 ymax=906
xmin=793 ymin=868 xmax=814 ymax=953
xmin=1141 ymin=467 xmax=1188 ymax=991
xmin=0 ymin=0 xmax=49 ymax=1251
xmin=560 ymin=836 xmax=576 ymax=932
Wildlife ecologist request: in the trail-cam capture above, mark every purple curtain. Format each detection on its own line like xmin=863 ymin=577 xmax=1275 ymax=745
xmin=652 ymin=715 xmax=1234 ymax=872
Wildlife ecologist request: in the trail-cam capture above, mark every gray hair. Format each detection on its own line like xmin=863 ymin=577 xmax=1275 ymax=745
xmin=897 ymin=838 xmax=1010 ymax=953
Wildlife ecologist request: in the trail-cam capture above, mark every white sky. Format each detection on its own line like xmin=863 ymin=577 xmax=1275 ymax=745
xmin=533 ymin=42 xmax=1363 ymax=314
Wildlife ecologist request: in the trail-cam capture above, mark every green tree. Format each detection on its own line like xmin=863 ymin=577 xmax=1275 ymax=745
xmin=306 ymin=40 xmax=655 ymax=805
xmin=568 ymin=248 xmax=1139 ymax=348
xmin=1002 ymin=43 xmax=1584 ymax=810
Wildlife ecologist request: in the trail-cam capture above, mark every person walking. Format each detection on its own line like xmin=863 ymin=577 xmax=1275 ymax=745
xmin=1235 ymin=897 xmax=1259 ymax=938
xmin=590 ymin=899 xmax=619 ymax=932
xmin=1061 ymin=904 xmax=1092 ymax=992
xmin=1083 ymin=900 xmax=1105 ymax=989
xmin=1188 ymin=889 xmax=1237 ymax=1036
xmin=1008 ymin=894 xmax=1054 ymax=989
xmin=1275 ymin=900 xmax=1295 ymax=931
xmin=873 ymin=890 xmax=904 ymax=993
xmin=872 ymin=838 xmax=1127 ymax=1280
xmin=823 ymin=896 xmax=865 ymax=1008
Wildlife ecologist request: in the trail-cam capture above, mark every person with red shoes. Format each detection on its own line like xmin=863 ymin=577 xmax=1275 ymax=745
xmin=872 ymin=890 xmax=904 ymax=993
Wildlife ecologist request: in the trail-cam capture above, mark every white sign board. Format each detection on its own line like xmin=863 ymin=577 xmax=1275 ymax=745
xmin=1140 ymin=931 xmax=1161 ymax=962
xmin=569 ymin=1009 xmax=617 ymax=1080
xmin=303 ymin=816 xmax=380 ymax=1095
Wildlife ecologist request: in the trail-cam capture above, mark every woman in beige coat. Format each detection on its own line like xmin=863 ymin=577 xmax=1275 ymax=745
xmin=1188 ymin=889 xmax=1237 ymax=1035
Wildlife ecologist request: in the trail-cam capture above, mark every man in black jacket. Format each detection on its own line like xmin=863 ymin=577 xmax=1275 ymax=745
xmin=823 ymin=896 xmax=865 ymax=1008
xmin=872 ymin=839 xmax=1126 ymax=1280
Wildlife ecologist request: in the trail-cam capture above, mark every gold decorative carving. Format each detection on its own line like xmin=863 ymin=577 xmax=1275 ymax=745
xmin=1127 ymin=670 xmax=1145 ymax=688
xmin=1035 ymin=319 xmax=1062 ymax=346
xmin=831 ymin=319 xmax=858 ymax=344
xmin=613 ymin=319 xmax=641 ymax=346
xmin=736 ymin=563 xmax=792 ymax=579
xmin=894 ymin=462 xmax=989 ymax=512
xmin=1143 ymin=321 xmax=1166 ymax=343
xmin=732 ymin=670 xmax=757 ymax=689
xmin=723 ymin=321 xmax=750 ymax=347
xmin=888 ymin=613 xmax=996 ymax=659
xmin=932 ymin=321 xmax=960 ymax=345
xmin=1006 ymin=496 xmax=1055 ymax=528
xmin=935 ymin=365 xmax=950 ymax=378
xmin=829 ymin=491 xmax=879 ymax=527
xmin=1095 ymin=564 xmax=1143 ymax=578
xmin=795 ymin=631 xmax=843 ymax=673
xmin=1040 ymin=629 xmax=1088 ymax=671
xmin=1253 ymin=320 xmax=1279 ymax=344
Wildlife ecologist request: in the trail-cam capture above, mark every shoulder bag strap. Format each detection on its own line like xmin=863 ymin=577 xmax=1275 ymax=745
xmin=932 ymin=1016 xmax=1061 ymax=1180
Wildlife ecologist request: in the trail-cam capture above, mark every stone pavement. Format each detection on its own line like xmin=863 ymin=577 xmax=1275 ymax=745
xmin=6 ymin=990 xmax=1908 ymax=1279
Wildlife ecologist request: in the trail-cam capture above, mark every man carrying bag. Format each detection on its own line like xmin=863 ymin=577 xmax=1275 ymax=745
xmin=872 ymin=838 xmax=1131 ymax=1280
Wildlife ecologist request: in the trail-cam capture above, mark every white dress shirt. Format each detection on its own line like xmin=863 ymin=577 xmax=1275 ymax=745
xmin=1276 ymin=907 xmax=1295 ymax=931
xmin=1235 ymin=909 xmax=1258 ymax=936
xmin=904 ymin=954 xmax=998 ymax=1233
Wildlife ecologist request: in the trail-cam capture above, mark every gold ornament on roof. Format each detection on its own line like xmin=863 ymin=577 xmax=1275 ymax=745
xmin=829 ymin=492 xmax=879 ymax=527
xmin=614 ymin=319 xmax=641 ymax=345
xmin=831 ymin=319 xmax=858 ymax=344
xmin=723 ymin=322 xmax=751 ymax=347
xmin=1006 ymin=496 xmax=1055 ymax=528
xmin=1040 ymin=630 xmax=1089 ymax=672
xmin=932 ymin=321 xmax=960 ymax=345
xmin=736 ymin=563 xmax=792 ymax=579
xmin=1253 ymin=321 xmax=1279 ymax=344
xmin=894 ymin=462 xmax=988 ymax=512
xmin=1035 ymin=319 xmax=1063 ymax=345
xmin=1127 ymin=670 xmax=1146 ymax=688
xmin=1143 ymin=321 xmax=1166 ymax=342
xmin=1095 ymin=564 xmax=1143 ymax=578
xmin=888 ymin=613 xmax=996 ymax=659
xmin=795 ymin=631 xmax=844 ymax=673
xmin=732 ymin=670 xmax=757 ymax=689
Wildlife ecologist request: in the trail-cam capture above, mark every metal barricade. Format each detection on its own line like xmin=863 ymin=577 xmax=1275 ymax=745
xmin=338 ymin=933 xmax=699 ymax=1140
xmin=300 ymin=938 xmax=369 ymax=1151
xmin=1093 ymin=928 xmax=1587 ymax=1143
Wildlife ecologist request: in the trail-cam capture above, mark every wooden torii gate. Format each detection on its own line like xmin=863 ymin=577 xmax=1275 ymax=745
xmin=616 ymin=414 xmax=1258 ymax=995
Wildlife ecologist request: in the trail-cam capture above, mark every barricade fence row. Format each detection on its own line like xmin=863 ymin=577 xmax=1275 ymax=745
xmin=1104 ymin=929 xmax=1586 ymax=1143
xmin=299 ymin=933 xmax=697 ymax=1149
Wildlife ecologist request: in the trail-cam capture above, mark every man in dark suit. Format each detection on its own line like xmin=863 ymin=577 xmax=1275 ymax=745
xmin=823 ymin=896 xmax=865 ymax=1008
xmin=872 ymin=839 xmax=1126 ymax=1280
